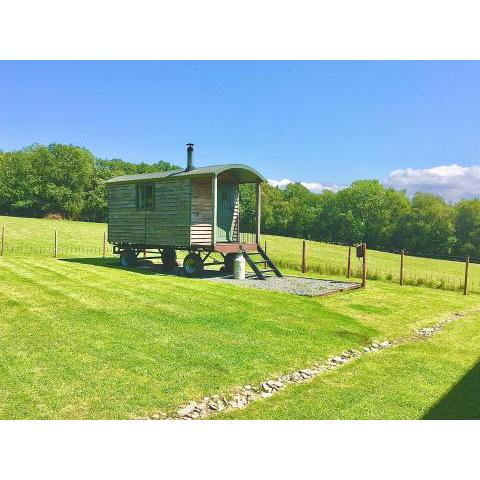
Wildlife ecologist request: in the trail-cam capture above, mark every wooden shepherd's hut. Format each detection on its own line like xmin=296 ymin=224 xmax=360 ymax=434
xmin=106 ymin=144 xmax=282 ymax=278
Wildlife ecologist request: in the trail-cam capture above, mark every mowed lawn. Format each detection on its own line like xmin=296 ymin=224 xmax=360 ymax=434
xmin=1 ymin=253 xmax=480 ymax=419
xmin=1 ymin=215 xmax=480 ymax=419
xmin=221 ymin=311 xmax=480 ymax=420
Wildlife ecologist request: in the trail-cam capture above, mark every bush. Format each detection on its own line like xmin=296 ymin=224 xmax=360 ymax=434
xmin=44 ymin=213 xmax=64 ymax=220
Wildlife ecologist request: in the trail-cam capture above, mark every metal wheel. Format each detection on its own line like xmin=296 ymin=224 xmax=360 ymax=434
xmin=183 ymin=252 xmax=204 ymax=278
xmin=119 ymin=249 xmax=137 ymax=267
xmin=161 ymin=247 xmax=178 ymax=272
xmin=222 ymin=253 xmax=236 ymax=274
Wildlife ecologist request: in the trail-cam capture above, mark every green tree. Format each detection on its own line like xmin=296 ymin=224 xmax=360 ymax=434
xmin=0 ymin=147 xmax=41 ymax=216
xmin=454 ymin=199 xmax=480 ymax=257
xmin=37 ymin=144 xmax=95 ymax=218
xmin=395 ymin=193 xmax=456 ymax=255
xmin=259 ymin=184 xmax=288 ymax=234
xmin=0 ymin=143 xmax=179 ymax=222
xmin=318 ymin=180 xmax=409 ymax=247
xmin=281 ymin=183 xmax=322 ymax=238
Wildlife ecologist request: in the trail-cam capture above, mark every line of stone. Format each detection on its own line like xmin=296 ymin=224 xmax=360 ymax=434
xmin=142 ymin=311 xmax=466 ymax=420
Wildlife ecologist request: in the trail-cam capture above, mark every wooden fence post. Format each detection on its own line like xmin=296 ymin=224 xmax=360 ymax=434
xmin=264 ymin=240 xmax=268 ymax=268
xmin=400 ymin=249 xmax=404 ymax=286
xmin=54 ymin=229 xmax=58 ymax=258
xmin=1 ymin=225 xmax=5 ymax=256
xmin=302 ymin=240 xmax=307 ymax=274
xmin=103 ymin=232 xmax=107 ymax=258
xmin=361 ymin=242 xmax=367 ymax=288
xmin=464 ymin=255 xmax=470 ymax=295
xmin=347 ymin=246 xmax=352 ymax=278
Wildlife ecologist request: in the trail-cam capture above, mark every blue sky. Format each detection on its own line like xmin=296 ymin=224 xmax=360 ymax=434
xmin=1 ymin=61 xmax=480 ymax=200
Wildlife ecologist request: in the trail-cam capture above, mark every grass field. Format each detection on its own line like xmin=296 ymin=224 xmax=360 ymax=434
xmin=1 ymin=215 xmax=480 ymax=419
xmin=220 ymin=311 xmax=480 ymax=420
xmin=1 ymin=255 xmax=479 ymax=419
xmin=0 ymin=215 xmax=108 ymax=256
xmin=263 ymin=234 xmax=480 ymax=293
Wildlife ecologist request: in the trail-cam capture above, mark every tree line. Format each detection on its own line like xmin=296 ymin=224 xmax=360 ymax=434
xmin=0 ymin=144 xmax=179 ymax=223
xmin=242 ymin=177 xmax=480 ymax=259
xmin=1 ymin=143 xmax=479 ymax=258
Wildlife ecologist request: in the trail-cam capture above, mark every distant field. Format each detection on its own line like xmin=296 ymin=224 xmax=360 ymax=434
xmin=262 ymin=234 xmax=480 ymax=293
xmin=1 ymin=215 xmax=478 ymax=293
xmin=0 ymin=215 xmax=108 ymax=256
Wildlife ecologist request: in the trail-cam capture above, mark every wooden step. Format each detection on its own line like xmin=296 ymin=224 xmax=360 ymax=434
xmin=239 ymin=244 xmax=283 ymax=280
xmin=256 ymin=245 xmax=283 ymax=278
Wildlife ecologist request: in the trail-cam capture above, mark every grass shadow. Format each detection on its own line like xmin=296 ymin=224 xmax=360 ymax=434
xmin=423 ymin=359 xmax=480 ymax=419
xmin=59 ymin=257 xmax=224 ymax=278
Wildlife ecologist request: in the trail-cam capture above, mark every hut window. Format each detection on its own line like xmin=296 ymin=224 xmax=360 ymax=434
xmin=136 ymin=183 xmax=154 ymax=210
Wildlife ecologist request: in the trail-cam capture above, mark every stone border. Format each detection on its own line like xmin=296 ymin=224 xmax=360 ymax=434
xmin=311 ymin=281 xmax=362 ymax=297
xmin=141 ymin=311 xmax=467 ymax=420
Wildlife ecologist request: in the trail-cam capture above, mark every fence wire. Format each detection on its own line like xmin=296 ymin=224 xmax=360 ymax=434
xmin=2 ymin=243 xmax=111 ymax=256
xmin=262 ymin=237 xmax=479 ymax=295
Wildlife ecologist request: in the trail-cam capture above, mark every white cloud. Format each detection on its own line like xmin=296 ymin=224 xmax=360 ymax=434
xmin=384 ymin=164 xmax=480 ymax=202
xmin=269 ymin=164 xmax=480 ymax=202
xmin=268 ymin=178 xmax=293 ymax=189
xmin=268 ymin=178 xmax=345 ymax=194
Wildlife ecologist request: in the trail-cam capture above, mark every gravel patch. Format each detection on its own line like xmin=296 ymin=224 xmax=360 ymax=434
xmin=138 ymin=261 xmax=359 ymax=296
xmin=206 ymin=274 xmax=360 ymax=296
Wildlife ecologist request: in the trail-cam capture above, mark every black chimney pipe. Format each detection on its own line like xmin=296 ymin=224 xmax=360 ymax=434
xmin=185 ymin=143 xmax=195 ymax=171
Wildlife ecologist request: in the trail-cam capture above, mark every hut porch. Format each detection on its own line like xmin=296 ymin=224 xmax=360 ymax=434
xmin=190 ymin=172 xmax=261 ymax=252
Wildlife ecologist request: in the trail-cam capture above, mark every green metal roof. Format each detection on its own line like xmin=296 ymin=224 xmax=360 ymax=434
xmin=106 ymin=164 xmax=266 ymax=185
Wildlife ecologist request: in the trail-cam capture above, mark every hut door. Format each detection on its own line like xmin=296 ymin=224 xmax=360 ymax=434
xmin=217 ymin=183 xmax=238 ymax=242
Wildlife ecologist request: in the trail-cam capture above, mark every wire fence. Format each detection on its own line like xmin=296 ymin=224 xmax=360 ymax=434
xmin=0 ymin=224 xmax=112 ymax=258
xmin=1 ymin=243 xmax=111 ymax=257
xmin=264 ymin=239 xmax=479 ymax=295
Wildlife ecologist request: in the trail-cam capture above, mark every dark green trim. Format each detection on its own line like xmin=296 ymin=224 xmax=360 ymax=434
xmin=106 ymin=164 xmax=266 ymax=185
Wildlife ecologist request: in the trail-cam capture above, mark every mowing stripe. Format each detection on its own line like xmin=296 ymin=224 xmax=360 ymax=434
xmin=141 ymin=309 xmax=477 ymax=420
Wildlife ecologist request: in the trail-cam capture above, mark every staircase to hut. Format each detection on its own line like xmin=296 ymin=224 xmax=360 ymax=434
xmin=240 ymin=245 xmax=283 ymax=280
